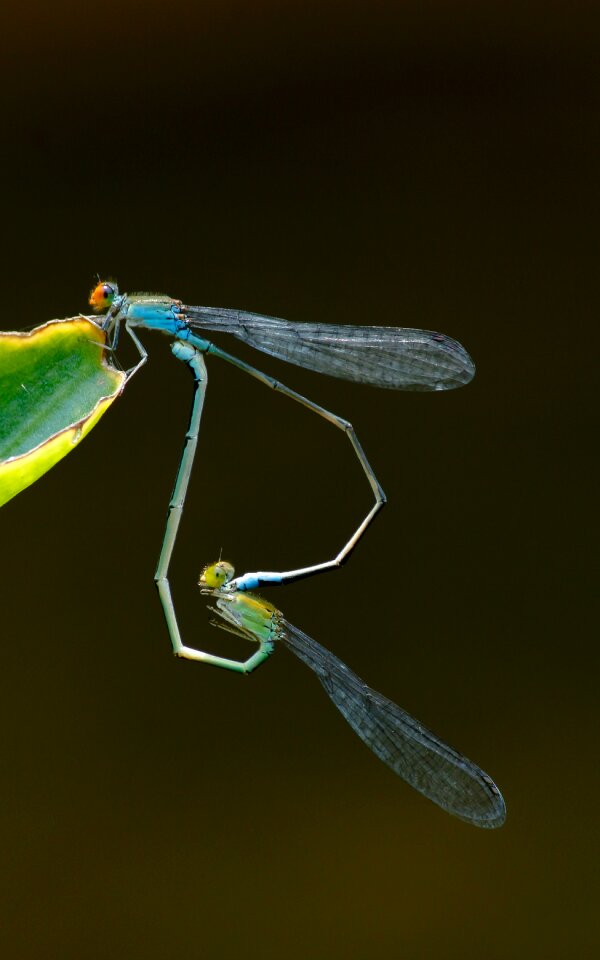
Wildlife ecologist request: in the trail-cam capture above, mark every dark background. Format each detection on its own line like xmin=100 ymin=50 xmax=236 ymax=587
xmin=0 ymin=2 xmax=597 ymax=957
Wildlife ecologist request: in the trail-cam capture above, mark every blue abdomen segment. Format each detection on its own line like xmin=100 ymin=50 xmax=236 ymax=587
xmin=229 ymin=572 xmax=284 ymax=592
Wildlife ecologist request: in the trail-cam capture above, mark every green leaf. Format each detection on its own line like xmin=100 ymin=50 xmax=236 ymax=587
xmin=0 ymin=317 xmax=126 ymax=506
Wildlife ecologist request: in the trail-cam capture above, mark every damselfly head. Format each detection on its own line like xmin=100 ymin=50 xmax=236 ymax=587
xmin=199 ymin=560 xmax=235 ymax=590
xmin=89 ymin=279 xmax=119 ymax=312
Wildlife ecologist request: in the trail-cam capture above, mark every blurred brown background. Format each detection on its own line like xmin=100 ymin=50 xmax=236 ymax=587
xmin=0 ymin=2 xmax=597 ymax=957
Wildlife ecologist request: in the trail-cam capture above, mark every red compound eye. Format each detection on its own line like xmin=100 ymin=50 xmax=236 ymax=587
xmin=89 ymin=280 xmax=117 ymax=311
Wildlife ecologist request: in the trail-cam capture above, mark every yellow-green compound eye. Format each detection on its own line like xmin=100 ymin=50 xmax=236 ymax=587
xmin=199 ymin=560 xmax=235 ymax=589
xmin=89 ymin=280 xmax=118 ymax=312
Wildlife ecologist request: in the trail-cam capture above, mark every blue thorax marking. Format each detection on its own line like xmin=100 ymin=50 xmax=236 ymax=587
xmin=124 ymin=297 xmax=183 ymax=336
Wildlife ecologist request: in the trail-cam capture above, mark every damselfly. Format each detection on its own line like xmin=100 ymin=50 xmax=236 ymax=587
xmin=197 ymin=559 xmax=505 ymax=829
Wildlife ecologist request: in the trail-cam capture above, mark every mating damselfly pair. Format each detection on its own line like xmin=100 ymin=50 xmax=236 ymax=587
xmin=90 ymin=281 xmax=504 ymax=828
xmin=1 ymin=279 xmax=504 ymax=826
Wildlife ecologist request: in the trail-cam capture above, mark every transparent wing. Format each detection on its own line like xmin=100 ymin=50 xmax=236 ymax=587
xmin=279 ymin=618 xmax=505 ymax=828
xmin=183 ymin=305 xmax=475 ymax=390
